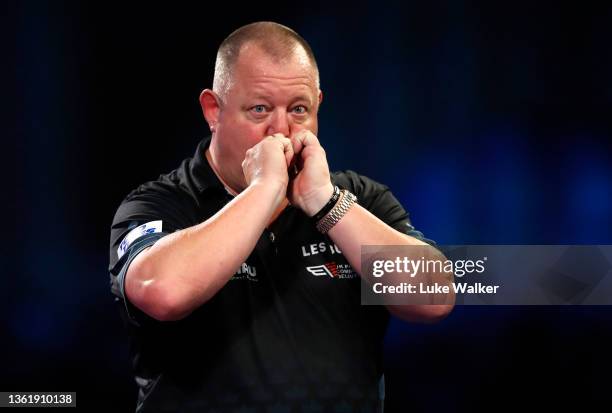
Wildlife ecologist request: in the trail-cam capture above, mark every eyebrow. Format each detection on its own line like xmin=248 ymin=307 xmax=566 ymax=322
xmin=289 ymin=95 xmax=313 ymax=105
xmin=246 ymin=94 xmax=314 ymax=106
xmin=249 ymin=94 xmax=273 ymax=101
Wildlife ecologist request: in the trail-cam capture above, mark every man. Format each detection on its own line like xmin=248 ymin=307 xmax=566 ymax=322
xmin=109 ymin=22 xmax=453 ymax=412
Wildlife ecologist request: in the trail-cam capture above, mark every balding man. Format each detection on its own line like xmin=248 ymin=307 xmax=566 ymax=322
xmin=109 ymin=22 xmax=453 ymax=412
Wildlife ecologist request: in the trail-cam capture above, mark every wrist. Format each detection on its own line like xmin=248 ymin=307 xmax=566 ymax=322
xmin=250 ymin=179 xmax=287 ymax=206
xmin=315 ymin=189 xmax=357 ymax=234
xmin=303 ymin=183 xmax=335 ymax=217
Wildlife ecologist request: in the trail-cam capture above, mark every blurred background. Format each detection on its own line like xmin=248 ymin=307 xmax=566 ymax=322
xmin=3 ymin=0 xmax=612 ymax=411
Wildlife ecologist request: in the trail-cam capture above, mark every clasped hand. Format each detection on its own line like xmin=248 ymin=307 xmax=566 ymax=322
xmin=241 ymin=130 xmax=334 ymax=216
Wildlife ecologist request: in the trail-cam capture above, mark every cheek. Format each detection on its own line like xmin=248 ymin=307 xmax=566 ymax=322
xmin=292 ymin=117 xmax=318 ymax=135
xmin=240 ymin=124 xmax=268 ymax=148
xmin=224 ymin=121 xmax=267 ymax=156
xmin=231 ymin=113 xmax=265 ymax=135
xmin=222 ymin=114 xmax=260 ymax=137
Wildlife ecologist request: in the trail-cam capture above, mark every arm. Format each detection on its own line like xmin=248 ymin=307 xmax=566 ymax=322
xmin=326 ymin=204 xmax=454 ymax=323
xmin=288 ymin=131 xmax=454 ymax=323
xmin=124 ymin=135 xmax=294 ymax=321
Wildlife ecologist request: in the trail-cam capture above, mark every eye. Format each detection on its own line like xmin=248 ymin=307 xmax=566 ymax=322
xmin=292 ymin=105 xmax=307 ymax=114
xmin=250 ymin=105 xmax=267 ymax=114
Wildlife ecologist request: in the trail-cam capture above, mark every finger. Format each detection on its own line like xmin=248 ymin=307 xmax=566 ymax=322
xmin=290 ymin=134 xmax=304 ymax=155
xmin=269 ymin=133 xmax=293 ymax=163
xmin=288 ymin=155 xmax=300 ymax=179
xmin=294 ymin=130 xmax=326 ymax=164
xmin=277 ymin=137 xmax=294 ymax=167
xmin=262 ymin=133 xmax=286 ymax=145
xmin=292 ymin=129 xmax=321 ymax=149
xmin=271 ymin=132 xmax=287 ymax=141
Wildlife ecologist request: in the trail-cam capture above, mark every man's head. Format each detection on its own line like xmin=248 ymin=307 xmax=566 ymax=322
xmin=200 ymin=22 xmax=323 ymax=192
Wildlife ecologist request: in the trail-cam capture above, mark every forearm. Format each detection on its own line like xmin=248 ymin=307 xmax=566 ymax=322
xmin=327 ymin=204 xmax=454 ymax=322
xmin=326 ymin=204 xmax=426 ymax=269
xmin=126 ymin=182 xmax=284 ymax=320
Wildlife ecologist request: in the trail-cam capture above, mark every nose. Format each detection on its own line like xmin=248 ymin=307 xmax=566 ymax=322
xmin=266 ymin=109 xmax=291 ymax=137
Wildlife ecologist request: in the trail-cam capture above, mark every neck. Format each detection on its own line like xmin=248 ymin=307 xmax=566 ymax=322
xmin=205 ymin=144 xmax=239 ymax=196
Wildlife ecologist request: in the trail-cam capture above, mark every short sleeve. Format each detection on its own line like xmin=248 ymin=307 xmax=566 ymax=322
xmin=331 ymin=170 xmax=436 ymax=246
xmin=108 ymin=179 xmax=200 ymax=324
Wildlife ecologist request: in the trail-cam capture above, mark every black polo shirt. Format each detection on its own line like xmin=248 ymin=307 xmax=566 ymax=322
xmin=109 ymin=137 xmax=430 ymax=413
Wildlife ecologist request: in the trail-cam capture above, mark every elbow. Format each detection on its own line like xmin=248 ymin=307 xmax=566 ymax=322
xmin=125 ymin=264 xmax=192 ymax=322
xmin=419 ymin=303 xmax=454 ymax=323
xmin=387 ymin=303 xmax=454 ymax=324
xmin=386 ymin=285 xmax=456 ymax=323
xmin=139 ymin=282 xmax=192 ymax=322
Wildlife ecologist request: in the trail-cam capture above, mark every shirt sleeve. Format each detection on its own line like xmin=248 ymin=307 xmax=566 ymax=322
xmin=331 ymin=170 xmax=436 ymax=246
xmin=108 ymin=179 xmax=200 ymax=324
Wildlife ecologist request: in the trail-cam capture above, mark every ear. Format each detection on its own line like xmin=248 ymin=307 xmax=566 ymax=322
xmin=199 ymin=89 xmax=221 ymax=133
xmin=318 ymin=90 xmax=323 ymax=106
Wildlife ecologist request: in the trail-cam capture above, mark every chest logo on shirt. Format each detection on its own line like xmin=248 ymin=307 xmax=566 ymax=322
xmin=306 ymin=263 xmax=338 ymax=277
xmin=301 ymin=242 xmax=342 ymax=257
xmin=306 ymin=262 xmax=358 ymax=279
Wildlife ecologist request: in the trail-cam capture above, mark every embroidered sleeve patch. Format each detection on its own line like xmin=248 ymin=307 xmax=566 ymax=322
xmin=117 ymin=220 xmax=163 ymax=259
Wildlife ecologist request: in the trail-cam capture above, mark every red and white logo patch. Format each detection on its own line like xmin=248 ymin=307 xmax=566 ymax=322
xmin=306 ymin=263 xmax=339 ymax=278
xmin=306 ymin=262 xmax=358 ymax=279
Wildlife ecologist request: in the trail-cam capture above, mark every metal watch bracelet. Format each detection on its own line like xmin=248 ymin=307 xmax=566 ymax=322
xmin=316 ymin=189 xmax=357 ymax=234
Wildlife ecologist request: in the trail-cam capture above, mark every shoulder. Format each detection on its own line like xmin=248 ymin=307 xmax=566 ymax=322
xmin=116 ymin=137 xmax=215 ymax=218
xmin=331 ymin=170 xmax=428 ymax=240
xmin=331 ymin=170 xmax=392 ymax=208
xmin=331 ymin=169 xmax=388 ymax=191
xmin=115 ymin=159 xmax=199 ymax=222
xmin=109 ymin=158 xmax=203 ymax=273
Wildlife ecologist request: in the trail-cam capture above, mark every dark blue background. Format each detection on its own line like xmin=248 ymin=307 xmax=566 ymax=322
xmin=3 ymin=1 xmax=612 ymax=411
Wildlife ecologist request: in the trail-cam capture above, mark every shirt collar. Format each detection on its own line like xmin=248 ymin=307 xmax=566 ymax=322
xmin=191 ymin=136 xmax=225 ymax=193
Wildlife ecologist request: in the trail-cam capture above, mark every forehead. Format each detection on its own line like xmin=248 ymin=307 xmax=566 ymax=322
xmin=229 ymin=44 xmax=318 ymax=99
